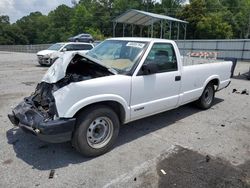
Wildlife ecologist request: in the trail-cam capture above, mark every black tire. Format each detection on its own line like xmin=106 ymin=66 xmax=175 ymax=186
xmin=72 ymin=105 xmax=120 ymax=157
xmin=196 ymin=83 xmax=215 ymax=109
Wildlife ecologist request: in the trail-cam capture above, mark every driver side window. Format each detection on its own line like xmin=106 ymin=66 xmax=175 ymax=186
xmin=144 ymin=43 xmax=177 ymax=73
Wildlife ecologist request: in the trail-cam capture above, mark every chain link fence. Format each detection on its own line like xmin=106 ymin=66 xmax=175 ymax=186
xmin=0 ymin=44 xmax=51 ymax=53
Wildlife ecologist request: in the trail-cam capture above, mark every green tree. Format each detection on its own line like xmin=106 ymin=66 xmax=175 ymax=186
xmin=225 ymin=0 xmax=250 ymax=38
xmin=204 ymin=0 xmax=224 ymax=12
xmin=47 ymin=5 xmax=73 ymax=42
xmin=177 ymin=0 xmax=206 ymax=39
xmin=197 ymin=13 xmax=233 ymax=39
xmin=16 ymin=12 xmax=49 ymax=44
xmin=113 ymin=0 xmax=140 ymax=13
xmin=71 ymin=3 xmax=92 ymax=35
xmin=0 ymin=15 xmax=28 ymax=44
xmin=0 ymin=15 xmax=10 ymax=24
xmin=48 ymin=5 xmax=72 ymax=31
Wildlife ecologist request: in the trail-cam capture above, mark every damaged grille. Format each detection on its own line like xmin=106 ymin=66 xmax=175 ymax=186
xmin=32 ymin=82 xmax=57 ymax=119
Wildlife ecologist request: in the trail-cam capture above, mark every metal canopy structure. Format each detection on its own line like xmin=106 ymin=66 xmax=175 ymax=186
xmin=112 ymin=9 xmax=188 ymax=39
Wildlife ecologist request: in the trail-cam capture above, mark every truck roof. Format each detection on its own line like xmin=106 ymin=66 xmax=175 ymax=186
xmin=108 ymin=37 xmax=174 ymax=43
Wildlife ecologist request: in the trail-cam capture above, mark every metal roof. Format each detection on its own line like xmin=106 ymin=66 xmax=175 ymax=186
xmin=113 ymin=9 xmax=188 ymax=26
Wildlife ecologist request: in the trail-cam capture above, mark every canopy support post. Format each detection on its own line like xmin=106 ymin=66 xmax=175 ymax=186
xmin=184 ymin=24 xmax=187 ymax=40
xmin=113 ymin=22 xmax=117 ymax=37
xmin=151 ymin=19 xmax=154 ymax=38
xmin=123 ymin=24 xmax=125 ymax=37
xmin=160 ymin=20 xmax=163 ymax=38
xmin=177 ymin=22 xmax=180 ymax=40
xmin=163 ymin=20 xmax=166 ymax=39
xmin=183 ymin=24 xmax=187 ymax=56
xmin=132 ymin=24 xmax=134 ymax=37
xmin=169 ymin=21 xmax=172 ymax=39
xmin=140 ymin=26 xmax=143 ymax=37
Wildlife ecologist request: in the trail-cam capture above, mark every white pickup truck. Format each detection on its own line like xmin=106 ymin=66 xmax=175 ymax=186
xmin=8 ymin=38 xmax=232 ymax=157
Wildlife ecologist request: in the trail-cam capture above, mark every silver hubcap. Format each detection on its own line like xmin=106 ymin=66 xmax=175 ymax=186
xmin=86 ymin=117 xmax=113 ymax=149
xmin=204 ymin=87 xmax=213 ymax=104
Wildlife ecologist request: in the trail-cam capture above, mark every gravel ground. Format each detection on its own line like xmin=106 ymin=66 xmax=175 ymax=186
xmin=0 ymin=51 xmax=249 ymax=188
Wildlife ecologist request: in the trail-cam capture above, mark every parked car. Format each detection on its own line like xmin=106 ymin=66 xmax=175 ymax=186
xmin=8 ymin=38 xmax=232 ymax=157
xmin=36 ymin=42 xmax=94 ymax=66
xmin=68 ymin=33 xmax=94 ymax=43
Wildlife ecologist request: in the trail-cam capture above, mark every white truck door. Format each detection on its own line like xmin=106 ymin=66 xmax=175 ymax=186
xmin=130 ymin=43 xmax=181 ymax=121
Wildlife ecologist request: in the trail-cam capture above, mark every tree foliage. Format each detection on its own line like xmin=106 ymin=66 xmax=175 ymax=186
xmin=16 ymin=12 xmax=49 ymax=44
xmin=197 ymin=13 xmax=233 ymax=39
xmin=0 ymin=0 xmax=249 ymax=44
xmin=0 ymin=15 xmax=28 ymax=44
xmin=178 ymin=0 xmax=250 ymax=39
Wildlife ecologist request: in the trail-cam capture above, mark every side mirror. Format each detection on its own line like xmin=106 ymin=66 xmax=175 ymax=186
xmin=141 ymin=63 xmax=158 ymax=75
xmin=62 ymin=48 xmax=67 ymax=52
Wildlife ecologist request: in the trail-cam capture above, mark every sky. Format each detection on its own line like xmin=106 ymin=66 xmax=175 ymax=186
xmin=0 ymin=0 xmax=76 ymax=23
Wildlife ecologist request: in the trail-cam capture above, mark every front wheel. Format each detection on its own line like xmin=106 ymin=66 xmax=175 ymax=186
xmin=72 ymin=105 xmax=120 ymax=157
xmin=196 ymin=83 xmax=215 ymax=109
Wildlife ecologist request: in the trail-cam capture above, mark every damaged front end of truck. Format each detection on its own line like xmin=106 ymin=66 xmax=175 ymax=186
xmin=8 ymin=52 xmax=115 ymax=143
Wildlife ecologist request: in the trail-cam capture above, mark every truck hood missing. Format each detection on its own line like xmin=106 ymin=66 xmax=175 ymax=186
xmin=42 ymin=52 xmax=116 ymax=84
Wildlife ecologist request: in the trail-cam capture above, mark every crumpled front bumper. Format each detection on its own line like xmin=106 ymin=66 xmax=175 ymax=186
xmin=8 ymin=100 xmax=76 ymax=143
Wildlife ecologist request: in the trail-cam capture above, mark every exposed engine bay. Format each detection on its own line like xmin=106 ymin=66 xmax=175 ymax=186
xmin=57 ymin=54 xmax=113 ymax=88
xmin=31 ymin=54 xmax=113 ymax=119
xmin=10 ymin=53 xmax=113 ymax=129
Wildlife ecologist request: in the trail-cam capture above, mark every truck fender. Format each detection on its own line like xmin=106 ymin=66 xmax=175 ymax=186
xmin=203 ymin=75 xmax=220 ymax=91
xmin=64 ymin=94 xmax=130 ymax=122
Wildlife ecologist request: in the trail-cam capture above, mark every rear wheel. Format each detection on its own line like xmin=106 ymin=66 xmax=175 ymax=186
xmin=196 ymin=83 xmax=215 ymax=109
xmin=72 ymin=105 xmax=120 ymax=157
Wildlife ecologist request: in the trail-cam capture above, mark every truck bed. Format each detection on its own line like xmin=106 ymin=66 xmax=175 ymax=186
xmin=182 ymin=56 xmax=224 ymax=66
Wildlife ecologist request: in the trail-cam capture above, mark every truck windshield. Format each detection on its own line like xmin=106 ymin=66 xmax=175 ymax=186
xmin=47 ymin=43 xmax=64 ymax=51
xmin=87 ymin=40 xmax=148 ymax=74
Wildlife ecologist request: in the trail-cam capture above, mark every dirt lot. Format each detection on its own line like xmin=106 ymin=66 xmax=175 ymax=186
xmin=0 ymin=51 xmax=249 ymax=188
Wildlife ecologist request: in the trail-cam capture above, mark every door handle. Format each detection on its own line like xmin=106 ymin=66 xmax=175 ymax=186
xmin=175 ymin=75 xmax=181 ymax=81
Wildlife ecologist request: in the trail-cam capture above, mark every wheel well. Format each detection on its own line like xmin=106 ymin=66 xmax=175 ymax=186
xmin=209 ymin=79 xmax=219 ymax=91
xmin=74 ymin=101 xmax=126 ymax=124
